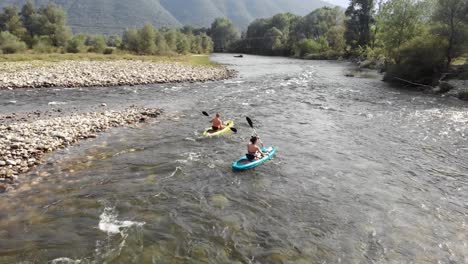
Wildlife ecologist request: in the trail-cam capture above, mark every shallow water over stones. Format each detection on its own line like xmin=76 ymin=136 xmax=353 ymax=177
xmin=0 ymin=54 xmax=467 ymax=263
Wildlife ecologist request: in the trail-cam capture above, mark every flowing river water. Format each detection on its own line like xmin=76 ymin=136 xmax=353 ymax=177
xmin=0 ymin=54 xmax=467 ymax=263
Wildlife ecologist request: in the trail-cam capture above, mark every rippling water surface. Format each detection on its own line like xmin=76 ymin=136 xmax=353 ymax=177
xmin=0 ymin=54 xmax=467 ymax=263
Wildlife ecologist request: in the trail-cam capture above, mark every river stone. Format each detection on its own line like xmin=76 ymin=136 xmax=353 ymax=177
xmin=438 ymin=81 xmax=454 ymax=93
xmin=0 ymin=161 xmax=6 ymax=166
xmin=191 ymin=244 xmax=210 ymax=259
xmin=6 ymin=160 xmax=16 ymax=166
xmin=0 ymin=183 xmax=7 ymax=193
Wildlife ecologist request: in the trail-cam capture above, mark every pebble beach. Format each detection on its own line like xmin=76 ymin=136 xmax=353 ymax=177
xmin=0 ymin=60 xmax=235 ymax=89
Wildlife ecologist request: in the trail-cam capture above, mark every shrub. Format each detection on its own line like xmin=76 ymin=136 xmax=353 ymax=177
xmin=0 ymin=31 xmax=27 ymax=54
xmin=294 ymin=37 xmax=329 ymax=57
xmin=106 ymin=35 xmax=122 ymax=47
xmin=384 ymin=35 xmax=446 ymax=85
xmin=103 ymin=47 xmax=114 ymax=54
xmin=32 ymin=36 xmax=55 ymax=53
xmin=89 ymin=35 xmax=107 ymax=53
xmin=66 ymin=34 xmax=87 ymax=53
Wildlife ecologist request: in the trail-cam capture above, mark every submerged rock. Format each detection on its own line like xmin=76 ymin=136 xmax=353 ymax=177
xmin=210 ymin=194 xmax=229 ymax=209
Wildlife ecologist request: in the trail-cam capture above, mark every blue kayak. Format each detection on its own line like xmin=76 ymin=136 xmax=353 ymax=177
xmin=232 ymin=147 xmax=277 ymax=171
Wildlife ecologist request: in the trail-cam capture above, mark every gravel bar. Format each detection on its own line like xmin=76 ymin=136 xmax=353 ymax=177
xmin=0 ymin=60 xmax=236 ymax=89
xmin=0 ymin=107 xmax=162 ymax=192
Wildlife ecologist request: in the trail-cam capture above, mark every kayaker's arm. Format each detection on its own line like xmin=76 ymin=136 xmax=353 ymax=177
xmin=256 ymin=145 xmax=268 ymax=156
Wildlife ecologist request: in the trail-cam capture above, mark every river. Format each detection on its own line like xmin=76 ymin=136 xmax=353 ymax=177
xmin=0 ymin=54 xmax=467 ymax=263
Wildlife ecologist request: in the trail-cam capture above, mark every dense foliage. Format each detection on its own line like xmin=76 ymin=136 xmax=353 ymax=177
xmin=376 ymin=0 xmax=468 ymax=85
xmin=209 ymin=18 xmax=239 ymax=52
xmin=121 ymin=24 xmax=213 ymax=55
xmin=229 ymin=0 xmax=467 ymax=85
xmin=0 ymin=2 xmax=214 ymax=55
xmin=230 ymin=7 xmax=345 ymax=58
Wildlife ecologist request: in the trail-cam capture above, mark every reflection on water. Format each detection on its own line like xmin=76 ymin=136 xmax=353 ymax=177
xmin=0 ymin=54 xmax=467 ymax=263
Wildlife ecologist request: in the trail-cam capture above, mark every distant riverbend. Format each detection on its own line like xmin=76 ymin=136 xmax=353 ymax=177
xmin=0 ymin=60 xmax=235 ymax=89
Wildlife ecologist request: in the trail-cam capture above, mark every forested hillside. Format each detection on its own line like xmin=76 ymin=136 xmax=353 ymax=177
xmin=0 ymin=0 xmax=332 ymax=34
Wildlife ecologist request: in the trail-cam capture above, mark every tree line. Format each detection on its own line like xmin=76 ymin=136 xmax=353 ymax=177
xmin=0 ymin=2 xmax=214 ymax=55
xmin=214 ymin=0 xmax=467 ymax=86
xmin=231 ymin=7 xmax=345 ymax=59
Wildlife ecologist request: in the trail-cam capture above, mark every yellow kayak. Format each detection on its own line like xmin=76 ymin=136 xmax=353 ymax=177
xmin=203 ymin=121 xmax=234 ymax=137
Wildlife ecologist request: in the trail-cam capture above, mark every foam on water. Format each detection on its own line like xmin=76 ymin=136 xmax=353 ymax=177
xmin=48 ymin=101 xmax=68 ymax=105
xmin=224 ymin=80 xmax=245 ymax=84
xmin=50 ymin=258 xmax=82 ymax=264
xmin=98 ymin=207 xmax=145 ymax=235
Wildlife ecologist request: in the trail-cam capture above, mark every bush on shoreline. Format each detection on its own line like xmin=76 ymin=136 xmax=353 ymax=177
xmin=0 ymin=31 xmax=26 ymax=54
xmin=383 ymin=35 xmax=447 ymax=85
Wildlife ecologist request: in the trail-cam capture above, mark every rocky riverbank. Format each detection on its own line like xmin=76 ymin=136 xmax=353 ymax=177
xmin=0 ymin=107 xmax=162 ymax=192
xmin=0 ymin=60 xmax=236 ymax=89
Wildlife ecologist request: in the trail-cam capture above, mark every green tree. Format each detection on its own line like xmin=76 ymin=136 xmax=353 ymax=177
xmin=200 ymin=33 xmax=213 ymax=53
xmin=210 ymin=17 xmax=239 ymax=52
xmin=66 ymin=34 xmax=87 ymax=53
xmin=190 ymin=34 xmax=201 ymax=54
xmin=20 ymin=1 xmax=36 ymax=45
xmin=122 ymin=28 xmax=139 ymax=52
xmin=32 ymin=35 xmax=54 ymax=53
xmin=36 ymin=4 xmax=71 ymax=47
xmin=176 ymin=32 xmax=190 ymax=54
xmin=266 ymin=27 xmax=284 ymax=52
xmin=89 ymin=35 xmax=107 ymax=53
xmin=432 ymin=0 xmax=468 ymax=68
xmin=326 ymin=25 xmax=346 ymax=51
xmin=164 ymin=28 xmax=178 ymax=52
xmin=345 ymin=0 xmax=375 ymax=50
xmin=0 ymin=31 xmax=27 ymax=53
xmin=377 ymin=0 xmax=425 ymax=63
xmin=303 ymin=7 xmax=345 ymax=39
xmin=155 ymin=31 xmax=169 ymax=54
xmin=0 ymin=6 xmax=27 ymax=40
xmin=138 ymin=23 xmax=157 ymax=54
xmin=384 ymin=33 xmax=446 ymax=84
xmin=106 ymin=35 xmax=121 ymax=47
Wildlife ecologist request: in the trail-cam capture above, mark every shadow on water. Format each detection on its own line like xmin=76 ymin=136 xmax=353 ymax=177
xmin=0 ymin=54 xmax=467 ymax=263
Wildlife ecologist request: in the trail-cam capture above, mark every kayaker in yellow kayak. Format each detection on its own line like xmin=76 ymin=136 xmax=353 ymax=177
xmin=210 ymin=113 xmax=224 ymax=131
xmin=247 ymin=136 xmax=268 ymax=160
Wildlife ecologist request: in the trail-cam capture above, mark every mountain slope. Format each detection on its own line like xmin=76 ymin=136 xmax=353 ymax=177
xmin=0 ymin=0 xmax=334 ymax=34
xmin=162 ymin=0 xmax=332 ymax=29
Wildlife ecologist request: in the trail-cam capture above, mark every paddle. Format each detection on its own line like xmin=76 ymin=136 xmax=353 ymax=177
xmin=246 ymin=116 xmax=263 ymax=147
xmin=202 ymin=111 xmax=237 ymax=133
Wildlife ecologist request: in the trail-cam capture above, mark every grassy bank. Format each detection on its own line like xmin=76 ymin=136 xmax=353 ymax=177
xmin=0 ymin=53 xmax=217 ymax=66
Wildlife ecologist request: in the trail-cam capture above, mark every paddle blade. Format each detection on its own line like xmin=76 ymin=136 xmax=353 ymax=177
xmin=230 ymin=127 xmax=238 ymax=133
xmin=246 ymin=117 xmax=254 ymax=128
xmin=202 ymin=111 xmax=209 ymax=117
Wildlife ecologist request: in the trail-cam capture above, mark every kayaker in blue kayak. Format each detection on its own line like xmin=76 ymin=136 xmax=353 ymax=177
xmin=247 ymin=136 xmax=268 ymax=160
xmin=210 ymin=113 xmax=224 ymax=131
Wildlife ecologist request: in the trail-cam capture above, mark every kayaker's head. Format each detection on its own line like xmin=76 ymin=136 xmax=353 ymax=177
xmin=250 ymin=136 xmax=258 ymax=144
